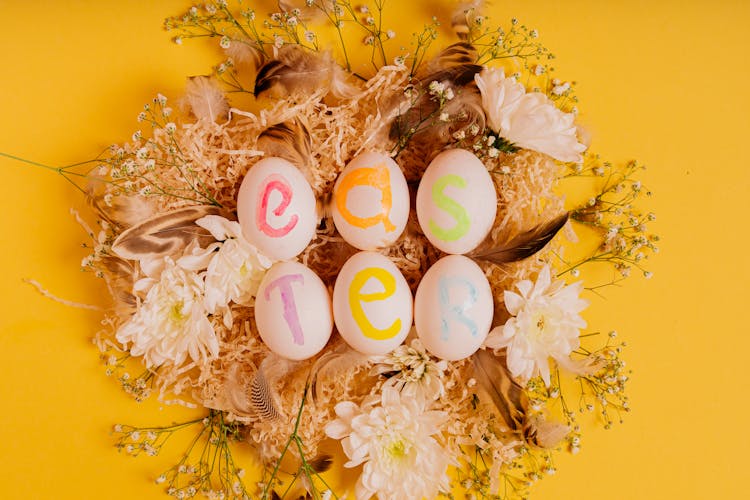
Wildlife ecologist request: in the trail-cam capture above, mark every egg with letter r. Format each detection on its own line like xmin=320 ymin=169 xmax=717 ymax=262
xmin=236 ymin=157 xmax=317 ymax=261
xmin=416 ymin=149 xmax=497 ymax=254
xmin=414 ymin=254 xmax=493 ymax=361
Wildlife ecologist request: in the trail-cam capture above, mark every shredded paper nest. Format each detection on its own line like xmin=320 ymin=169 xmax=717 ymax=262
xmin=63 ymin=2 xmax=659 ymax=499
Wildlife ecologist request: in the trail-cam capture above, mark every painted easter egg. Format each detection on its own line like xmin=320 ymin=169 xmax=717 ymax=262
xmin=416 ymin=149 xmax=497 ymax=254
xmin=236 ymin=157 xmax=317 ymax=261
xmin=414 ymin=255 xmax=493 ymax=361
xmin=331 ymin=152 xmax=409 ymax=250
xmin=332 ymin=251 xmax=412 ymax=355
xmin=255 ymin=261 xmax=333 ymax=360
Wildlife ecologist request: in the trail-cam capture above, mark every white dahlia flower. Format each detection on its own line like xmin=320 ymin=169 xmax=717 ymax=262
xmin=475 ymin=67 xmax=586 ymax=162
xmin=325 ymin=386 xmax=451 ymax=500
xmin=485 ymin=266 xmax=588 ymax=385
xmin=116 ymin=257 xmax=218 ymax=368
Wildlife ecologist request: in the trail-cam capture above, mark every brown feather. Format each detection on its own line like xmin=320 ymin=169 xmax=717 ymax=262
xmin=418 ymin=42 xmax=479 ymax=78
xmin=471 ymin=213 xmax=570 ymax=265
xmin=256 ymin=118 xmax=312 ymax=172
xmin=111 ymin=205 xmax=221 ymax=260
xmin=254 ymin=46 xmax=357 ymax=100
xmin=308 ymin=454 xmax=333 ymax=473
xmin=471 ymin=349 xmax=527 ymax=432
xmin=388 ymin=63 xmax=483 ymax=143
xmin=389 ymin=45 xmax=484 ymax=161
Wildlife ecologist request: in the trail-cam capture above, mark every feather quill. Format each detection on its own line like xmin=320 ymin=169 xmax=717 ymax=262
xmin=256 ymin=118 xmax=312 ymax=172
xmin=471 ymin=349 xmax=527 ymax=432
xmin=111 ymin=205 xmax=221 ymax=261
xmin=471 ymin=213 xmax=570 ymax=265
xmin=183 ymin=76 xmax=229 ymax=123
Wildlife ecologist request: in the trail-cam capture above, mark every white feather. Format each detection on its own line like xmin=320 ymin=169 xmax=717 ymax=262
xmin=183 ymin=76 xmax=229 ymax=123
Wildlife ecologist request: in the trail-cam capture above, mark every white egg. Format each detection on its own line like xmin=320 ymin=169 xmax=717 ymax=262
xmin=236 ymin=157 xmax=317 ymax=261
xmin=414 ymin=255 xmax=493 ymax=360
xmin=416 ymin=149 xmax=497 ymax=254
xmin=255 ymin=261 xmax=333 ymax=360
xmin=332 ymin=251 xmax=413 ymax=355
xmin=331 ymin=152 xmax=409 ymax=250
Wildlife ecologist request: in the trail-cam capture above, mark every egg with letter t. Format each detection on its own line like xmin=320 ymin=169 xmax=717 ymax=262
xmin=255 ymin=261 xmax=333 ymax=360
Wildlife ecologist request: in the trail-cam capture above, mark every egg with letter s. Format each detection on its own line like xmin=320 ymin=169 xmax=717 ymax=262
xmin=254 ymin=261 xmax=333 ymax=360
xmin=414 ymin=255 xmax=493 ymax=361
xmin=332 ymin=251 xmax=412 ymax=355
xmin=416 ymin=149 xmax=497 ymax=254
xmin=236 ymin=157 xmax=317 ymax=261
xmin=331 ymin=152 xmax=409 ymax=251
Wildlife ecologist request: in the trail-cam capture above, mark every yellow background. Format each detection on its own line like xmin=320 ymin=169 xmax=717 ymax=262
xmin=0 ymin=0 xmax=747 ymax=498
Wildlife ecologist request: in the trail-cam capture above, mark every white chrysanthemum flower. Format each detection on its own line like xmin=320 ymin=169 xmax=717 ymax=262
xmin=475 ymin=67 xmax=586 ymax=162
xmin=485 ymin=266 xmax=588 ymax=385
xmin=185 ymin=215 xmax=273 ymax=328
xmin=116 ymin=258 xmax=218 ymax=368
xmin=370 ymin=338 xmax=448 ymax=404
xmin=325 ymin=387 xmax=451 ymax=500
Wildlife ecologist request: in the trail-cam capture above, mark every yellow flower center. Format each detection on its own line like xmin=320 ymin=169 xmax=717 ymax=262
xmin=169 ymin=301 xmax=187 ymax=322
xmin=387 ymin=439 xmax=407 ymax=459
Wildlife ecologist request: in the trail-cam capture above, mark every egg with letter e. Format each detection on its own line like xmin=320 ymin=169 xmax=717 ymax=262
xmin=416 ymin=149 xmax=497 ymax=254
xmin=331 ymin=152 xmax=410 ymax=250
xmin=236 ymin=157 xmax=317 ymax=261
xmin=332 ymin=251 xmax=413 ymax=355
xmin=414 ymin=255 xmax=493 ymax=361
xmin=255 ymin=261 xmax=333 ymax=360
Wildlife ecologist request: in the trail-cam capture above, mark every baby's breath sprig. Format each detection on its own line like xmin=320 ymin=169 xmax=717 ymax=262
xmin=558 ymin=159 xmax=658 ymax=286
xmin=165 ymin=3 xmax=271 ymax=56
xmin=408 ymin=17 xmax=440 ymax=75
xmin=445 ymin=443 xmax=556 ymax=499
xmin=466 ymin=16 xmax=551 ymax=73
xmin=109 ymin=94 xmax=222 ymax=206
xmin=115 ymin=410 xmax=250 ymax=500
xmin=527 ymin=330 xmax=631 ymax=440
xmin=573 ymin=331 xmax=631 ymax=429
xmin=390 ymin=79 xmax=457 ymax=155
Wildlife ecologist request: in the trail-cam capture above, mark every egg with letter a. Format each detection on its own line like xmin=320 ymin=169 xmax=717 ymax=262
xmin=416 ymin=149 xmax=497 ymax=254
xmin=331 ymin=152 xmax=410 ymax=250
xmin=255 ymin=261 xmax=333 ymax=360
xmin=414 ymin=255 xmax=493 ymax=361
xmin=236 ymin=157 xmax=317 ymax=261
xmin=332 ymin=251 xmax=413 ymax=355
